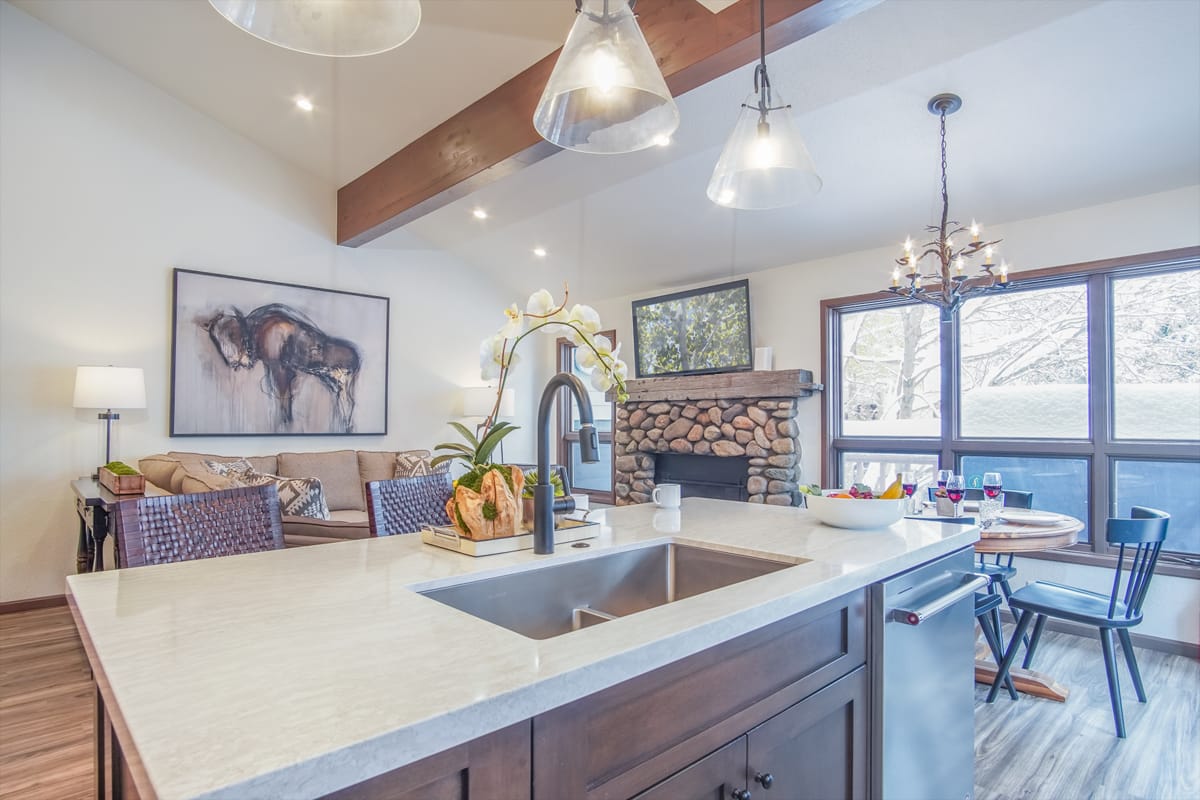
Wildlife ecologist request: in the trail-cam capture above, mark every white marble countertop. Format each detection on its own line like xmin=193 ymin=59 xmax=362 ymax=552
xmin=66 ymin=498 xmax=979 ymax=800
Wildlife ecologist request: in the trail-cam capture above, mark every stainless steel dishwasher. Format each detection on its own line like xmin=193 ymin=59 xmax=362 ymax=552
xmin=872 ymin=546 xmax=987 ymax=800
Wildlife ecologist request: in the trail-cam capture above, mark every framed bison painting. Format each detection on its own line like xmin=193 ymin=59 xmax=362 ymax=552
xmin=170 ymin=268 xmax=389 ymax=436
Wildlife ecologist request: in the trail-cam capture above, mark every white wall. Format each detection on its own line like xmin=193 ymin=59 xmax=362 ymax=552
xmin=593 ymin=185 xmax=1200 ymax=644
xmin=0 ymin=3 xmax=536 ymax=602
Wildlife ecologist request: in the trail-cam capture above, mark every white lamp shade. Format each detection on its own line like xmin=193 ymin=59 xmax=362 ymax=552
xmin=533 ymin=0 xmax=679 ymax=154
xmin=460 ymin=386 xmax=516 ymax=419
xmin=208 ymin=0 xmax=422 ymax=58
xmin=707 ymin=88 xmax=822 ymax=210
xmin=73 ymin=366 xmax=146 ymax=410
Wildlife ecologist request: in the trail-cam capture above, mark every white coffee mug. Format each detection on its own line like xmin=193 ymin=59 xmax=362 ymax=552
xmin=652 ymin=483 xmax=681 ymax=509
xmin=571 ymin=494 xmax=590 ymax=512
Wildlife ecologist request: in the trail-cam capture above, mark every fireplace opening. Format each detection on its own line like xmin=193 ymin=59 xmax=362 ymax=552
xmin=655 ymin=454 xmax=751 ymax=502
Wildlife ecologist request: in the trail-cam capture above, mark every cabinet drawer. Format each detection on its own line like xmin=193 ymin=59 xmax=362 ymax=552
xmin=534 ymin=588 xmax=866 ymax=799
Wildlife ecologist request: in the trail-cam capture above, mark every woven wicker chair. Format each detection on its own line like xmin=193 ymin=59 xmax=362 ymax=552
xmin=366 ymin=473 xmax=454 ymax=536
xmin=112 ymin=484 xmax=285 ymax=568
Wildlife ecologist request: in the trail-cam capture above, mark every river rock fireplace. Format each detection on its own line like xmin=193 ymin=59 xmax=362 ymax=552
xmin=611 ymin=370 xmax=818 ymax=507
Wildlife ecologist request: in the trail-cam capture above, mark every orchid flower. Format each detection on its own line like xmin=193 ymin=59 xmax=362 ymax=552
xmin=498 ymin=303 xmax=524 ymax=339
xmin=526 ymin=289 xmax=567 ymax=330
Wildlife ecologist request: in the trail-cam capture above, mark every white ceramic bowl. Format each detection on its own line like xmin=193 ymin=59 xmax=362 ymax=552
xmin=803 ymin=494 xmax=907 ymax=530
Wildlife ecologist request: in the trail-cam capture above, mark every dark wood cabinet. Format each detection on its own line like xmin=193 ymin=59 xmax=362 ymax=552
xmin=747 ymin=667 xmax=868 ymax=800
xmin=631 ymin=667 xmax=868 ymax=800
xmin=631 ymin=737 xmax=747 ymax=800
xmin=321 ymin=722 xmax=531 ymax=800
xmin=533 ymin=589 xmax=866 ymax=799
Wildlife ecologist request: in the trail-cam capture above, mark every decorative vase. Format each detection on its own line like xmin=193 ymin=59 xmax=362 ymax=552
xmin=445 ymin=464 xmax=526 ymax=540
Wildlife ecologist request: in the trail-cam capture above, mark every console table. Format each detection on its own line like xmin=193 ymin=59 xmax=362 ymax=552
xmin=71 ymin=478 xmax=164 ymax=573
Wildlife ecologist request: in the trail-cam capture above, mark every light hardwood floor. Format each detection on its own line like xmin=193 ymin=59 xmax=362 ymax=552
xmin=974 ymin=627 xmax=1199 ymax=800
xmin=1 ymin=606 xmax=1196 ymax=800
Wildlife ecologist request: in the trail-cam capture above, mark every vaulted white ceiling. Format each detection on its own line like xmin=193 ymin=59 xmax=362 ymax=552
xmin=14 ymin=0 xmax=1200 ymax=300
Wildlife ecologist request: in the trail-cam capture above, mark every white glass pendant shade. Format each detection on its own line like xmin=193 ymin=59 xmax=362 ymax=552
xmin=208 ymin=0 xmax=422 ymax=58
xmin=534 ymin=0 xmax=679 ymax=154
xmin=707 ymin=88 xmax=821 ymax=210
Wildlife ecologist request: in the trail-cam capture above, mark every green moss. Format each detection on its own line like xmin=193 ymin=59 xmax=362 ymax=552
xmin=482 ymin=501 xmax=498 ymax=521
xmin=103 ymin=461 xmax=139 ymax=475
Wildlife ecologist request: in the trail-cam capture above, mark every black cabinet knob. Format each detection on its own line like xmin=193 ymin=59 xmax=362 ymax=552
xmin=755 ymin=772 xmax=775 ymax=789
xmin=731 ymin=790 xmax=752 ymax=800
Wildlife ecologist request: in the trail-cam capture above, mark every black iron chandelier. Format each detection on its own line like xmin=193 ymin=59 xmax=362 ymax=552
xmin=888 ymin=93 xmax=1012 ymax=322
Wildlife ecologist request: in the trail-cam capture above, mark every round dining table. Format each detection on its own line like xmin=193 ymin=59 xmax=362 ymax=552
xmin=972 ymin=510 xmax=1085 ymax=702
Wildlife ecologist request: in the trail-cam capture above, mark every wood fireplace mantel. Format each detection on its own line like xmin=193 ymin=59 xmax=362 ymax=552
xmin=610 ymin=369 xmax=820 ymax=403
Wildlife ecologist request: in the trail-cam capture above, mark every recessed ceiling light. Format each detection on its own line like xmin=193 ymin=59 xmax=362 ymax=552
xmin=653 ymin=134 xmax=672 ymax=147
xmin=472 ymin=208 xmax=489 ymax=220
xmin=533 ymin=247 xmax=547 ymax=258
xmin=294 ymin=95 xmax=314 ymax=112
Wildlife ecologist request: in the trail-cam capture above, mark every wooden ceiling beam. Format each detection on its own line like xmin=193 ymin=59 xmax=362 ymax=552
xmin=337 ymin=0 xmax=879 ymax=247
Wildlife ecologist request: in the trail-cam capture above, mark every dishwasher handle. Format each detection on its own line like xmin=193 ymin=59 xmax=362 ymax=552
xmin=891 ymin=574 xmax=989 ymax=626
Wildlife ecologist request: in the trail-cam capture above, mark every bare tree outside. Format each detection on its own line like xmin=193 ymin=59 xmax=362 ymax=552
xmin=635 ymin=284 xmax=751 ymax=376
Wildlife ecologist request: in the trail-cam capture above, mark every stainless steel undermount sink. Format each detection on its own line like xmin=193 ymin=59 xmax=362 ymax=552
xmin=417 ymin=543 xmax=800 ymax=640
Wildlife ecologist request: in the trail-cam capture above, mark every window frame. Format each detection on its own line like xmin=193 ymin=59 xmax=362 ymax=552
xmin=556 ymin=332 xmax=617 ymax=505
xmin=821 ymin=246 xmax=1200 ymax=578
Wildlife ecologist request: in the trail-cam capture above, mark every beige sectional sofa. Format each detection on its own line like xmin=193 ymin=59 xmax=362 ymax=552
xmin=138 ymin=449 xmax=439 ymax=547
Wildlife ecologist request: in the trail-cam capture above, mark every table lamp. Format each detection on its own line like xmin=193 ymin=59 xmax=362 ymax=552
xmin=73 ymin=366 xmax=146 ymax=467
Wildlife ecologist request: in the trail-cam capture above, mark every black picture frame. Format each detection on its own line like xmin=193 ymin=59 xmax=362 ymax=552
xmin=170 ymin=268 xmax=389 ymax=436
xmin=631 ymin=278 xmax=753 ymax=378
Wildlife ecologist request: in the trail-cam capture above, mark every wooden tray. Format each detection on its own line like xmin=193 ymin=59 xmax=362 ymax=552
xmin=98 ymin=467 xmax=145 ymax=495
xmin=421 ymin=518 xmax=598 ymax=556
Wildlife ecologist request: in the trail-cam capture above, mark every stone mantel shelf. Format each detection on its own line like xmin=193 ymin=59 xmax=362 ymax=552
xmin=610 ymin=369 xmax=821 ymax=403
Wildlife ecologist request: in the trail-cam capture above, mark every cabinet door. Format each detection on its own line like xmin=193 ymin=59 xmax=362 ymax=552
xmin=632 ymin=737 xmax=748 ymax=800
xmin=322 ymin=721 xmax=531 ymax=800
xmin=746 ymin=667 xmax=867 ymax=800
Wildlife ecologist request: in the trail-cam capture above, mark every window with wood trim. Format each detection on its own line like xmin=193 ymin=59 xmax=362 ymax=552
xmin=821 ymin=248 xmax=1200 ymax=576
xmin=557 ymin=332 xmax=616 ymax=505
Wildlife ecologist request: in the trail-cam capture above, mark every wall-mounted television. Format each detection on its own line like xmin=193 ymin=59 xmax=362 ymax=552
xmin=632 ymin=279 xmax=753 ymax=378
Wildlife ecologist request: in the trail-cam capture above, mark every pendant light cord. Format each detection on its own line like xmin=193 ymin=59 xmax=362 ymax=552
xmin=939 ymin=107 xmax=950 ymax=247
xmin=753 ymin=0 xmax=771 ymax=113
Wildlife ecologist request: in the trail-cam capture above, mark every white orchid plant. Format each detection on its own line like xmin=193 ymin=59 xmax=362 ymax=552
xmin=432 ymin=287 xmax=629 ymax=537
xmin=435 ymin=286 xmax=628 ymax=470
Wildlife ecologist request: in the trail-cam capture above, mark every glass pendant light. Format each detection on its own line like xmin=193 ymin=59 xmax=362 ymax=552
xmin=208 ymin=0 xmax=422 ymax=58
xmin=706 ymin=0 xmax=820 ymax=209
xmin=534 ymin=0 xmax=679 ymax=154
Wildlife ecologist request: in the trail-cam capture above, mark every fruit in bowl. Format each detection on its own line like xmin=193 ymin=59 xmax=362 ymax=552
xmin=799 ymin=481 xmax=907 ymax=530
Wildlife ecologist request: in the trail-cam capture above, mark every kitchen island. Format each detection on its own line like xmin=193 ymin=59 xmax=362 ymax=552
xmin=66 ymin=498 xmax=979 ymax=800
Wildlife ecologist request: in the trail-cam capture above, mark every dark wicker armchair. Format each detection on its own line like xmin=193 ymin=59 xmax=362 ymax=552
xmin=112 ymin=484 xmax=285 ymax=568
xmin=366 ymin=473 xmax=454 ymax=536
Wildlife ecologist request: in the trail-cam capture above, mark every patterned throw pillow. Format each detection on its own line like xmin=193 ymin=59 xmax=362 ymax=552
xmin=394 ymin=449 xmax=447 ymax=478
xmin=271 ymin=476 xmax=331 ymax=520
xmin=203 ymin=460 xmax=330 ymax=520
xmin=203 ymin=458 xmax=258 ymax=483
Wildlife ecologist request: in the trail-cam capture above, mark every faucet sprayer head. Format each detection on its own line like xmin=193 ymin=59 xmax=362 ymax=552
xmin=578 ymin=423 xmax=600 ymax=463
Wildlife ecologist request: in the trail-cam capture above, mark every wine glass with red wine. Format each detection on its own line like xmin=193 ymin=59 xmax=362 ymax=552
xmin=936 ymin=469 xmax=952 ymax=490
xmin=946 ymin=474 xmax=966 ymax=505
xmin=983 ymin=472 xmax=1003 ymax=500
xmin=900 ymin=471 xmax=918 ymax=513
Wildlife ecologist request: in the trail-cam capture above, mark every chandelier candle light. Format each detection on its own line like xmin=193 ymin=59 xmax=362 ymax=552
xmin=888 ymin=93 xmax=1011 ymax=322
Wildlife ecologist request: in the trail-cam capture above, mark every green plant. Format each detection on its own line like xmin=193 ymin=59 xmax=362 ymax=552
xmin=102 ymin=461 xmax=139 ymax=475
xmin=521 ymin=469 xmax=565 ymax=499
xmin=431 ymin=421 xmax=519 ymax=473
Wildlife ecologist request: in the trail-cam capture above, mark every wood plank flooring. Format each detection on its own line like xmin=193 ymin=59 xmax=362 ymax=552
xmin=0 ymin=606 xmax=93 ymax=800
xmin=975 ymin=628 xmax=1200 ymax=800
xmin=1 ymin=607 xmax=1196 ymax=800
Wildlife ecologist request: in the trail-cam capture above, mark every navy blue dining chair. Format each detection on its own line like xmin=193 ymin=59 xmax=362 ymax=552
xmin=970 ymin=488 xmax=1034 ymax=646
xmin=986 ymin=507 xmax=1170 ymax=738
